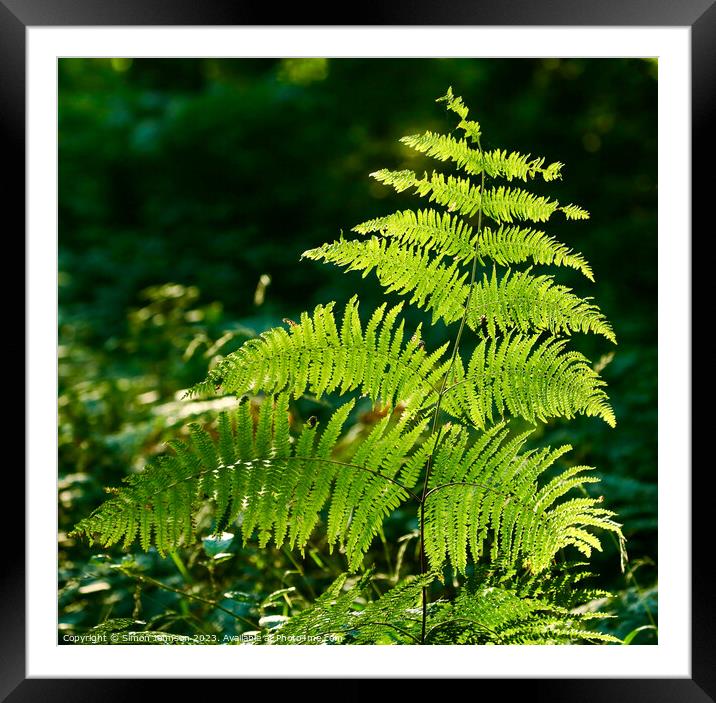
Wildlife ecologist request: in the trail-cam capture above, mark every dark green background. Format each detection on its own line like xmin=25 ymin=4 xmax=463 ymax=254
xmin=58 ymin=58 xmax=657 ymax=644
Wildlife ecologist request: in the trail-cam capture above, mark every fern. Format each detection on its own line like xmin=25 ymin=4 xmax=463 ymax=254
xmin=265 ymin=567 xmax=618 ymax=645
xmin=371 ymin=169 xmax=585 ymax=223
xmin=304 ymin=245 xmax=612 ymax=339
xmin=74 ymin=394 xmax=428 ymax=570
xmin=353 ymin=210 xmax=593 ymax=279
xmin=425 ymin=582 xmax=618 ymax=645
xmin=189 ymin=297 xmax=451 ymax=412
xmin=444 ymin=332 xmax=616 ymax=429
xmin=422 ymin=423 xmax=624 ymax=575
xmin=399 ymin=132 xmax=564 ymax=182
xmin=187 ymin=299 xmax=613 ymax=429
xmin=74 ymin=88 xmax=625 ymax=645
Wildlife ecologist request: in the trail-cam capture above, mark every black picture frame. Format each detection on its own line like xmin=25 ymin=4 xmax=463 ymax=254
xmin=3 ymin=1 xmax=703 ymax=699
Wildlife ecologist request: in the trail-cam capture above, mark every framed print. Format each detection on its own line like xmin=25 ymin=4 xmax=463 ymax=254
xmin=3 ymin=0 xmax=705 ymax=699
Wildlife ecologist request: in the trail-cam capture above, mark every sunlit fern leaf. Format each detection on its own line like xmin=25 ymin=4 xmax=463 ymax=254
xmin=560 ymin=203 xmax=591 ymax=220
xmin=325 ymin=409 xmax=430 ymax=566
xmin=71 ymin=395 xmax=429 ymax=568
xmin=422 ymin=424 xmax=624 ymax=575
xmin=265 ymin=572 xmax=428 ymax=645
xmin=188 ymin=297 xmax=451 ymax=414
xmin=353 ymin=208 xmax=474 ymax=259
xmin=302 ymin=238 xmax=469 ymax=327
xmin=475 ymin=224 xmax=593 ymax=280
xmin=441 ymin=332 xmax=616 ymax=429
xmin=475 ymin=561 xmax=614 ymax=611
xmin=270 ymin=569 xmax=618 ymax=645
xmin=305 ymin=241 xmax=611 ymax=340
xmin=426 ymin=583 xmax=621 ymax=644
xmin=400 ymin=132 xmax=563 ymax=182
xmin=353 ymin=209 xmax=592 ymax=279
xmin=371 ymin=169 xmax=587 ymax=224
xmin=192 ymin=299 xmax=613 ymax=430
xmin=75 ymin=87 xmax=624 ymax=646
xmin=467 ymin=268 xmax=614 ymax=341
xmin=436 ymin=86 xmax=482 ymax=142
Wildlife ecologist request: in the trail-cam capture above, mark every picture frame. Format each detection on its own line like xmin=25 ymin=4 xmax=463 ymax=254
xmin=4 ymin=0 xmax=704 ymax=698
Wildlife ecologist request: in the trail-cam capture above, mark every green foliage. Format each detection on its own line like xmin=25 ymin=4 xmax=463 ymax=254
xmin=353 ymin=210 xmax=593 ymax=279
xmin=426 ymin=584 xmax=617 ymax=645
xmin=74 ymin=394 xmax=427 ymax=570
xmin=74 ymin=88 xmax=628 ymax=645
xmin=398 ymin=132 xmax=565 ymax=182
xmin=190 ymin=297 xmax=450 ymax=410
xmin=190 ymin=298 xmax=615 ymax=429
xmin=265 ymin=566 xmax=619 ymax=645
xmin=422 ymin=423 xmax=624 ymax=575
xmin=445 ymin=332 xmax=616 ymax=429
xmin=302 ymin=247 xmax=610 ymax=339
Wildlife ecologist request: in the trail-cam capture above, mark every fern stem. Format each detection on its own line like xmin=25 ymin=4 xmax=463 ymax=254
xmin=418 ymin=133 xmax=486 ymax=644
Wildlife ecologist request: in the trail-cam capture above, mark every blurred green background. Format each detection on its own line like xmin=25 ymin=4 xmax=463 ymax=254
xmin=58 ymin=57 xmax=657 ymax=644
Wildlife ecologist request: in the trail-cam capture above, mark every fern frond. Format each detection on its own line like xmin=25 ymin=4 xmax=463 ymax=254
xmin=476 ymin=224 xmax=593 ymax=280
xmin=189 ymin=297 xmax=451 ymax=413
xmin=71 ymin=396 xmax=429 ymax=569
xmin=443 ymin=332 xmax=616 ymax=428
xmin=471 ymin=561 xmax=614 ymax=611
xmin=266 ymin=572 xmax=427 ymax=644
xmin=325 ymin=410 xmax=429 ymax=565
xmin=305 ymin=241 xmax=611 ymax=341
xmin=353 ymin=208 xmax=474 ymax=261
xmin=302 ymin=237 xmax=469 ymax=326
xmin=561 ymin=203 xmax=591 ymax=220
xmin=371 ymin=169 xmax=587 ymax=224
xmin=193 ymin=297 xmax=613 ymax=429
xmin=75 ymin=87 xmax=624 ymax=646
xmin=482 ymin=184 xmax=586 ymax=223
xmin=436 ymin=86 xmax=482 ymax=142
xmin=353 ymin=209 xmax=592 ymax=279
xmin=422 ymin=424 xmax=624 ymax=575
xmin=270 ymin=569 xmax=618 ymax=645
xmin=400 ymin=132 xmax=563 ymax=182
xmin=466 ymin=268 xmax=614 ymax=341
xmin=426 ymin=583 xmax=620 ymax=644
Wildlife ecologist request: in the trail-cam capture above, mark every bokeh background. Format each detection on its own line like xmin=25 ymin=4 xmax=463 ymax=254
xmin=58 ymin=57 xmax=657 ymax=644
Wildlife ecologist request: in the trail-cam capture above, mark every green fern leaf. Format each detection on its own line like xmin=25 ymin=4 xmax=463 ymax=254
xmin=270 ymin=567 xmax=618 ymax=645
xmin=267 ymin=572 xmax=427 ymax=644
xmin=467 ymin=268 xmax=614 ymax=341
xmin=72 ymin=396 xmax=428 ymax=569
xmin=476 ymin=223 xmax=593 ymax=280
xmin=426 ymin=581 xmax=620 ymax=644
xmin=189 ymin=297 xmax=451 ymax=414
xmin=422 ymin=424 xmax=624 ymax=575
xmin=371 ymin=169 xmax=587 ymax=224
xmin=302 ymin=237 xmax=469 ymax=326
xmin=436 ymin=86 xmax=482 ymax=142
xmin=443 ymin=332 xmax=616 ymax=428
xmin=353 ymin=209 xmax=592 ymax=279
xmin=400 ymin=131 xmax=563 ymax=182
xmin=75 ymin=87 xmax=625 ymax=647
xmin=305 ymin=240 xmax=611 ymax=340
